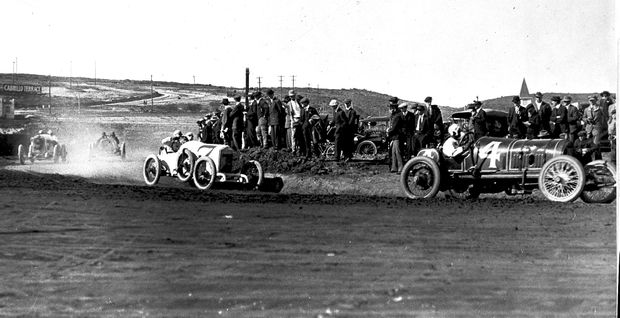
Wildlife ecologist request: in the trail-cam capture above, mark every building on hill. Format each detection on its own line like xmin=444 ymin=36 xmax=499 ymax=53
xmin=519 ymin=78 xmax=532 ymax=107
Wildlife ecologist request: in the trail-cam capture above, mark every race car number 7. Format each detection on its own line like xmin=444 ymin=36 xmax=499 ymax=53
xmin=478 ymin=141 xmax=502 ymax=169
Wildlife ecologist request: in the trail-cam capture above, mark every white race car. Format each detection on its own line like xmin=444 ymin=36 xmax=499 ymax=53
xmin=18 ymin=133 xmax=67 ymax=164
xmin=142 ymin=140 xmax=264 ymax=190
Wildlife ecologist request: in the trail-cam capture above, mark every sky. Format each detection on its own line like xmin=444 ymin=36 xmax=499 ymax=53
xmin=1 ymin=0 xmax=616 ymax=106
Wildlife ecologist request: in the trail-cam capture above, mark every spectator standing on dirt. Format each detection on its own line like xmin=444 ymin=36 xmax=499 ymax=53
xmin=387 ymin=103 xmax=406 ymax=173
xmin=342 ymin=99 xmax=358 ymax=161
xmin=245 ymin=92 xmax=259 ymax=148
xmin=288 ymin=90 xmax=304 ymax=155
xmin=230 ymin=95 xmax=245 ymax=151
xmin=600 ymin=91 xmax=615 ymax=123
xmin=566 ymin=96 xmax=582 ymax=143
xmin=508 ymin=96 xmax=528 ymax=139
xmin=527 ymin=92 xmax=552 ymax=134
xmin=220 ymin=98 xmax=233 ymax=146
xmin=266 ymin=89 xmax=283 ymax=150
xmin=549 ymin=96 xmax=568 ymax=138
xmin=583 ymin=95 xmax=605 ymax=151
xmin=412 ymin=104 xmax=432 ymax=156
xmin=333 ymin=99 xmax=347 ymax=161
xmin=300 ymin=97 xmax=319 ymax=158
xmin=424 ymin=96 xmax=444 ymax=147
xmin=255 ymin=91 xmax=269 ymax=148
xmin=470 ymin=101 xmax=487 ymax=140
xmin=283 ymin=95 xmax=293 ymax=150
xmin=523 ymin=106 xmax=540 ymax=139
xmin=608 ymin=106 xmax=616 ymax=162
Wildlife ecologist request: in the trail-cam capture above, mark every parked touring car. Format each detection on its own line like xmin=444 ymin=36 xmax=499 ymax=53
xmin=400 ymin=136 xmax=616 ymax=203
xmin=355 ymin=116 xmax=390 ymax=156
xmin=17 ymin=132 xmax=67 ymax=164
xmin=89 ymin=134 xmax=126 ymax=160
xmin=143 ymin=140 xmax=263 ymax=190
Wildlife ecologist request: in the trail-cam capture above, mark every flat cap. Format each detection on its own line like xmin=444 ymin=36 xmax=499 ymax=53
xmin=266 ymin=89 xmax=274 ymax=95
xmin=221 ymin=98 xmax=230 ymax=105
xmin=300 ymin=97 xmax=310 ymax=104
xmin=328 ymin=99 xmax=339 ymax=107
xmin=588 ymin=95 xmax=598 ymax=101
xmin=288 ymin=89 xmax=296 ymax=96
xmin=424 ymin=96 xmax=432 ymax=103
xmin=389 ymin=97 xmax=399 ymax=104
xmin=344 ymin=98 xmax=352 ymax=104
xmin=562 ymin=96 xmax=572 ymax=102
xmin=233 ymin=95 xmax=241 ymax=101
xmin=535 ymin=92 xmax=543 ymax=98
xmin=551 ymin=96 xmax=561 ymax=102
xmin=601 ymin=91 xmax=611 ymax=97
xmin=398 ymin=102 xmax=408 ymax=108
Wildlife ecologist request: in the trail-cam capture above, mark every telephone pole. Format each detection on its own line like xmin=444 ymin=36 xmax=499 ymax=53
xmin=291 ymin=75 xmax=296 ymax=89
xmin=256 ymin=76 xmax=262 ymax=89
xmin=278 ymin=75 xmax=283 ymax=97
xmin=150 ymin=75 xmax=154 ymax=111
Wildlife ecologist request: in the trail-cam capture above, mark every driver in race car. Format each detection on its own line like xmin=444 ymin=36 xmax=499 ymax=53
xmin=162 ymin=130 xmax=185 ymax=152
xmin=442 ymin=124 xmax=474 ymax=160
xmin=96 ymin=132 xmax=108 ymax=148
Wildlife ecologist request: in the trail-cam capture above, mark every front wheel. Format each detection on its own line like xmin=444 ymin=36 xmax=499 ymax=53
xmin=192 ymin=156 xmax=217 ymax=190
xmin=143 ymin=155 xmax=161 ymax=186
xmin=177 ymin=149 xmax=195 ymax=182
xmin=538 ymin=155 xmax=585 ymax=202
xmin=356 ymin=140 xmax=377 ymax=156
xmin=400 ymin=156 xmax=441 ymax=199
xmin=580 ymin=161 xmax=616 ymax=203
xmin=241 ymin=160 xmax=264 ymax=190
xmin=18 ymin=144 xmax=25 ymax=164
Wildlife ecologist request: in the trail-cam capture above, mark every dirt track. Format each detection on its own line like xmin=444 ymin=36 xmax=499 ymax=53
xmin=0 ymin=166 xmax=616 ymax=317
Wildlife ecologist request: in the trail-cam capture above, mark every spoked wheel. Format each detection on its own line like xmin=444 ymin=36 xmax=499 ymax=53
xmin=177 ymin=149 xmax=195 ymax=182
xmin=60 ymin=145 xmax=67 ymax=163
xmin=17 ymin=144 xmax=25 ymax=165
xmin=356 ymin=140 xmax=377 ymax=156
xmin=192 ymin=156 xmax=217 ymax=190
xmin=325 ymin=143 xmax=335 ymax=159
xmin=143 ymin=155 xmax=161 ymax=186
xmin=538 ymin=155 xmax=585 ymax=202
xmin=120 ymin=142 xmax=127 ymax=160
xmin=53 ymin=144 xmax=60 ymax=163
xmin=400 ymin=156 xmax=441 ymax=199
xmin=241 ymin=160 xmax=264 ymax=190
xmin=580 ymin=161 xmax=616 ymax=203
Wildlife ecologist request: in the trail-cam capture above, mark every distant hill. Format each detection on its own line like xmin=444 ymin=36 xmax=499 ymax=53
xmin=482 ymin=92 xmax=615 ymax=111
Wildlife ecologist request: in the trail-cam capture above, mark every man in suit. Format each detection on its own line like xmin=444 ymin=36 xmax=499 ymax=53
xmin=229 ymin=95 xmax=245 ymax=151
xmin=287 ymin=90 xmax=304 ymax=155
xmin=412 ymin=104 xmax=431 ymax=156
xmin=266 ymin=89 xmax=282 ymax=149
xmin=341 ymin=99 xmax=358 ymax=161
xmin=508 ymin=96 xmax=528 ymax=139
xmin=527 ymin=92 xmax=552 ymax=134
xmin=424 ymin=96 xmax=444 ymax=147
xmin=219 ymin=98 xmax=233 ymax=146
xmin=244 ymin=92 xmax=259 ymax=148
xmin=333 ymin=100 xmax=346 ymax=161
xmin=300 ymin=97 xmax=319 ymax=158
xmin=550 ymin=96 xmax=568 ymax=138
xmin=583 ymin=95 xmax=605 ymax=153
xmin=256 ymin=91 xmax=269 ymax=148
xmin=470 ymin=101 xmax=487 ymax=140
xmin=388 ymin=103 xmax=406 ymax=173
xmin=566 ymin=95 xmax=582 ymax=143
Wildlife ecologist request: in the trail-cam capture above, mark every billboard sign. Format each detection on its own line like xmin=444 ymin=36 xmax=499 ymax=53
xmin=1 ymin=84 xmax=43 ymax=94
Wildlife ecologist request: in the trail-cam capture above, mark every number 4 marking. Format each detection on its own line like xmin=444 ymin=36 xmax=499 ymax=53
xmin=478 ymin=141 xmax=502 ymax=169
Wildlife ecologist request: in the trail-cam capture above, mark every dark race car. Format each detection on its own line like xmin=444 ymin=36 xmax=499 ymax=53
xmin=400 ymin=136 xmax=615 ymax=203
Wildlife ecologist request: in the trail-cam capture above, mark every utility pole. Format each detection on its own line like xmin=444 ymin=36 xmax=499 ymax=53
xmin=245 ymin=68 xmax=249 ymax=111
xmin=12 ymin=61 xmax=15 ymax=83
xmin=150 ymin=75 xmax=154 ymax=112
xmin=256 ymin=76 xmax=262 ymax=90
xmin=291 ymin=75 xmax=296 ymax=89
xmin=278 ymin=75 xmax=283 ymax=98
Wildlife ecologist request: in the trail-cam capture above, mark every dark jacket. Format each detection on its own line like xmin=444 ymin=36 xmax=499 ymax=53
xmin=528 ymin=101 xmax=552 ymax=132
xmin=246 ymin=100 xmax=258 ymax=125
xmin=427 ymin=105 xmax=444 ymax=136
xmin=301 ymin=106 xmax=319 ymax=130
xmin=267 ymin=98 xmax=282 ymax=126
xmin=256 ymin=98 xmax=269 ymax=121
xmin=230 ymin=103 xmax=245 ymax=131
xmin=221 ymin=106 xmax=233 ymax=130
xmin=471 ymin=108 xmax=487 ymax=139
xmin=388 ymin=112 xmax=405 ymax=141
xmin=551 ymin=105 xmax=568 ymax=135
xmin=508 ymin=105 xmax=528 ymax=137
xmin=413 ymin=113 xmax=432 ymax=135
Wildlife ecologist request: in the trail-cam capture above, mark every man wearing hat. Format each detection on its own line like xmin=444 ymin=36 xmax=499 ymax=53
xmin=424 ymin=96 xmax=444 ymax=146
xmin=388 ymin=97 xmax=399 ymax=109
xmin=573 ymin=130 xmax=597 ymax=164
xmin=566 ymin=95 xmax=583 ymax=143
xmin=300 ymin=97 xmax=319 ymax=158
xmin=342 ymin=99 xmax=358 ymax=161
xmin=244 ymin=92 xmax=259 ymax=148
xmin=287 ymin=90 xmax=304 ymax=154
xmin=229 ymin=95 xmax=245 ymax=151
xmin=508 ymin=96 xmax=528 ymax=139
xmin=583 ymin=95 xmax=605 ymax=152
xmin=549 ymin=96 xmax=568 ymax=138
xmin=265 ymin=89 xmax=283 ymax=149
xmin=219 ymin=98 xmax=233 ymax=146
xmin=608 ymin=105 xmax=616 ymax=162
xmin=469 ymin=101 xmax=487 ymax=140
xmin=527 ymin=92 xmax=552 ymax=134
xmin=387 ymin=102 xmax=406 ymax=172
xmin=410 ymin=103 xmax=431 ymax=156
xmin=600 ymin=91 xmax=615 ymax=122
xmin=255 ymin=91 xmax=270 ymax=148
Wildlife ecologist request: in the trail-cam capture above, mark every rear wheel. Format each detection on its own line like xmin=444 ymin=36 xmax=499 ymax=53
xmin=192 ymin=156 xmax=217 ymax=190
xmin=580 ymin=161 xmax=616 ymax=203
xmin=356 ymin=140 xmax=377 ymax=156
xmin=143 ymin=155 xmax=161 ymax=186
xmin=177 ymin=149 xmax=195 ymax=182
xmin=241 ymin=160 xmax=264 ymax=189
xmin=17 ymin=144 xmax=25 ymax=164
xmin=120 ymin=142 xmax=126 ymax=160
xmin=53 ymin=144 xmax=60 ymax=163
xmin=538 ymin=155 xmax=585 ymax=202
xmin=400 ymin=156 xmax=441 ymax=199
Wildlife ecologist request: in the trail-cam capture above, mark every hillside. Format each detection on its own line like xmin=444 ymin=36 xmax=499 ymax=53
xmin=483 ymin=92 xmax=614 ymax=111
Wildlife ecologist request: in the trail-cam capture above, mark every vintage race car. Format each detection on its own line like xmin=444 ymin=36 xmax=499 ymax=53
xmin=400 ymin=136 xmax=616 ymax=203
xmin=18 ymin=133 xmax=67 ymax=164
xmin=88 ymin=136 xmax=126 ymax=160
xmin=142 ymin=140 xmax=263 ymax=190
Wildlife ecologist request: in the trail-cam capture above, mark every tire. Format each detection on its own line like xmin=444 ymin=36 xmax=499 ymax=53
xmin=356 ymin=140 xmax=377 ymax=156
xmin=580 ymin=161 xmax=616 ymax=203
xmin=61 ymin=145 xmax=67 ymax=163
xmin=143 ymin=155 xmax=161 ymax=186
xmin=120 ymin=142 xmax=126 ymax=160
xmin=325 ymin=144 xmax=335 ymax=159
xmin=53 ymin=144 xmax=60 ymax=163
xmin=400 ymin=156 xmax=441 ymax=199
xmin=28 ymin=144 xmax=35 ymax=163
xmin=177 ymin=149 xmax=195 ymax=182
xmin=538 ymin=155 xmax=585 ymax=202
xmin=18 ymin=144 xmax=25 ymax=165
xmin=192 ymin=156 xmax=217 ymax=190
xmin=241 ymin=160 xmax=264 ymax=190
